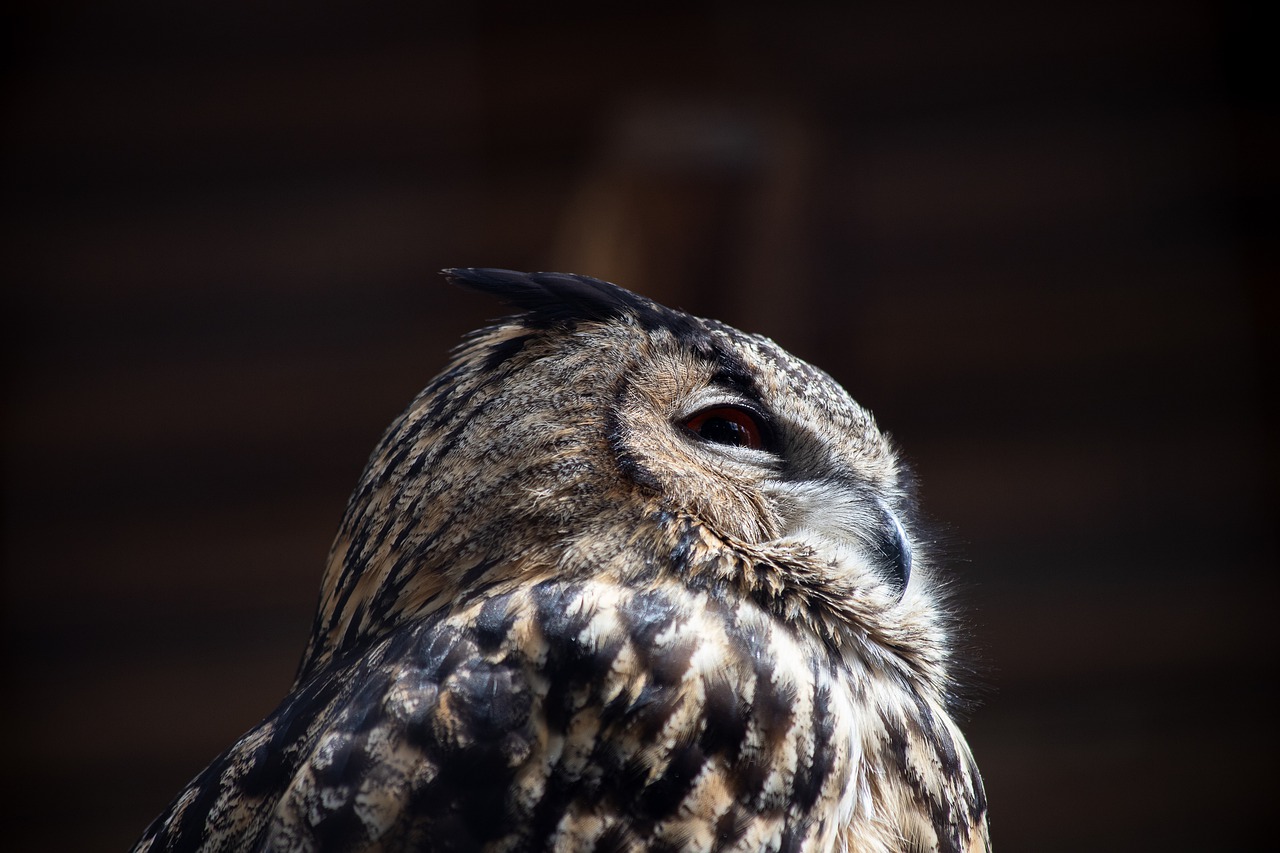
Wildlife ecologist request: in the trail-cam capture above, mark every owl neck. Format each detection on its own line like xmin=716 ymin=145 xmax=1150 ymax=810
xmin=297 ymin=468 xmax=948 ymax=715
xmin=578 ymin=506 xmax=958 ymax=708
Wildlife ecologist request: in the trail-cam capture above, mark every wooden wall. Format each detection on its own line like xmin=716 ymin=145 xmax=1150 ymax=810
xmin=4 ymin=1 xmax=1273 ymax=849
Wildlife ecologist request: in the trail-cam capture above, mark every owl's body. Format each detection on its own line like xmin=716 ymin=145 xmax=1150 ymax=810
xmin=136 ymin=269 xmax=989 ymax=853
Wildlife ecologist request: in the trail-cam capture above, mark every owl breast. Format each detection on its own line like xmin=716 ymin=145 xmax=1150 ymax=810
xmin=499 ymin=578 xmax=859 ymax=852
xmin=259 ymin=575 xmax=859 ymax=852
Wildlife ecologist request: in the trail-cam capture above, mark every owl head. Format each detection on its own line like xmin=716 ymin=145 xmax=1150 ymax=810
xmin=299 ymin=269 xmax=957 ymax=707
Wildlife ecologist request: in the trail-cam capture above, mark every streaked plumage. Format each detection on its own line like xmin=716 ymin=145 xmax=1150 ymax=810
xmin=135 ymin=268 xmax=989 ymax=852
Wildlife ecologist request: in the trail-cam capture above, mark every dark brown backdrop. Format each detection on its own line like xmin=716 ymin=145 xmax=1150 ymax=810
xmin=4 ymin=2 xmax=1274 ymax=850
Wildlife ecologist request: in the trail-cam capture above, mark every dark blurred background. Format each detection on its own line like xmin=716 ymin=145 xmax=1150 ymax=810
xmin=3 ymin=1 xmax=1274 ymax=850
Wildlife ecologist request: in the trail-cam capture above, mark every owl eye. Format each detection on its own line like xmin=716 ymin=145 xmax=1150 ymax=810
xmin=682 ymin=406 xmax=767 ymax=451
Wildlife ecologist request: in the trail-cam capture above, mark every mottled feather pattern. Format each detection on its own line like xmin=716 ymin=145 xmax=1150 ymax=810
xmin=136 ymin=269 xmax=989 ymax=852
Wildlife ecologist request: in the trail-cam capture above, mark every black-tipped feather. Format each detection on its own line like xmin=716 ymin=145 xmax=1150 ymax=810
xmin=444 ymin=268 xmax=651 ymax=325
xmin=443 ymin=268 xmax=710 ymax=345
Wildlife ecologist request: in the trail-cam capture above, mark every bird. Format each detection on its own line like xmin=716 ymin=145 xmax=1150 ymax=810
xmin=134 ymin=268 xmax=990 ymax=853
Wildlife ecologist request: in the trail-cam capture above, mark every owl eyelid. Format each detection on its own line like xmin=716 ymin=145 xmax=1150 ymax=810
xmin=676 ymin=400 xmax=781 ymax=456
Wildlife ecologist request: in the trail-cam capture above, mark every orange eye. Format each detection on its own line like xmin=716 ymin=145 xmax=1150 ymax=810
xmin=682 ymin=406 xmax=766 ymax=451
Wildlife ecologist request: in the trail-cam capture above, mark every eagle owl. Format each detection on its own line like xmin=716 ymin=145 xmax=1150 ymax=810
xmin=135 ymin=269 xmax=989 ymax=853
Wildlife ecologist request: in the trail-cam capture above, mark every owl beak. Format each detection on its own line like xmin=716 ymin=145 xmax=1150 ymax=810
xmin=879 ymin=508 xmax=913 ymax=591
xmin=773 ymin=481 xmax=912 ymax=596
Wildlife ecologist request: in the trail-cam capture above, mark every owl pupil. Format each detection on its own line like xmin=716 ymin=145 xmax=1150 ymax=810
xmin=698 ymin=416 xmax=750 ymax=446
